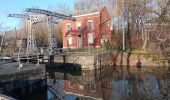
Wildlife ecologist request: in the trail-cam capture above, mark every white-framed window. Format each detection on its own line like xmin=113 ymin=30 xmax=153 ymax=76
xmin=67 ymin=35 xmax=72 ymax=44
xmin=88 ymin=33 xmax=94 ymax=44
xmin=66 ymin=23 xmax=71 ymax=31
xmin=76 ymin=22 xmax=81 ymax=30
xmin=88 ymin=21 xmax=93 ymax=29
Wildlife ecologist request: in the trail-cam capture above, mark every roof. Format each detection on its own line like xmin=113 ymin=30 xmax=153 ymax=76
xmin=72 ymin=7 xmax=104 ymax=16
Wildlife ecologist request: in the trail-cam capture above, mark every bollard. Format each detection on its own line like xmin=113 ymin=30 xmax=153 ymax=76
xmin=36 ymin=59 xmax=40 ymax=67
xmin=40 ymin=48 xmax=44 ymax=54
xmin=165 ymin=60 xmax=170 ymax=70
xmin=136 ymin=59 xmax=142 ymax=71
xmin=18 ymin=63 xmax=23 ymax=70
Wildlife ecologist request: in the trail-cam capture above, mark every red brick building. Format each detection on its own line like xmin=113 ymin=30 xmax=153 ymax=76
xmin=61 ymin=7 xmax=111 ymax=48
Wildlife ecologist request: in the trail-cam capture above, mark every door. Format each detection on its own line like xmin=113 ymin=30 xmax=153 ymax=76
xmin=77 ymin=34 xmax=83 ymax=48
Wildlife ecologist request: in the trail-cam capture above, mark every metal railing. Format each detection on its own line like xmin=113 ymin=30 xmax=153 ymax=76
xmin=0 ymin=47 xmax=114 ymax=58
xmin=38 ymin=47 xmax=114 ymax=56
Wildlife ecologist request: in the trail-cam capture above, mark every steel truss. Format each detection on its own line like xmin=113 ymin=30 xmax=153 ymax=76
xmin=8 ymin=14 xmax=47 ymax=54
xmin=26 ymin=8 xmax=76 ymax=55
xmin=8 ymin=8 xmax=76 ymax=55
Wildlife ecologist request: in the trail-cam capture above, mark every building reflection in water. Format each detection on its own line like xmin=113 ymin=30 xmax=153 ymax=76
xmin=46 ymin=66 xmax=170 ymax=100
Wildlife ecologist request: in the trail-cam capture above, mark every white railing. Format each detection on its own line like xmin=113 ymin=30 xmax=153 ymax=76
xmin=1 ymin=47 xmax=114 ymax=57
xmin=25 ymin=47 xmax=113 ymax=56
xmin=51 ymin=47 xmax=113 ymax=56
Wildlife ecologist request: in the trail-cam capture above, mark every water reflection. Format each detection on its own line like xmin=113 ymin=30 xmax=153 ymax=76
xmin=46 ymin=66 xmax=170 ymax=100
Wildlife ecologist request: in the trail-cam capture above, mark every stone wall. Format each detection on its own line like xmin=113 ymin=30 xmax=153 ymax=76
xmin=111 ymin=51 xmax=160 ymax=66
xmin=50 ymin=51 xmax=161 ymax=70
xmin=0 ymin=66 xmax=46 ymax=99
xmin=53 ymin=52 xmax=114 ymax=70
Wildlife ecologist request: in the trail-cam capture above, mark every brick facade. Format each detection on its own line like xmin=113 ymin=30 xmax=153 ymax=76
xmin=62 ymin=7 xmax=111 ymax=48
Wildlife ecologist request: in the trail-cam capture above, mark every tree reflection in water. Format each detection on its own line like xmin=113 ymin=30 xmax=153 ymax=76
xmin=46 ymin=66 xmax=170 ymax=100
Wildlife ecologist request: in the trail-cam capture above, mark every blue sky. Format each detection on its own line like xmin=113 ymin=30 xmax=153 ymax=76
xmin=0 ymin=0 xmax=74 ymax=30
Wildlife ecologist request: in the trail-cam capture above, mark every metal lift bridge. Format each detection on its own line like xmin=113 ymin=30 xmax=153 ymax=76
xmin=8 ymin=14 xmax=47 ymax=54
xmin=26 ymin=8 xmax=76 ymax=55
xmin=8 ymin=8 xmax=76 ymax=55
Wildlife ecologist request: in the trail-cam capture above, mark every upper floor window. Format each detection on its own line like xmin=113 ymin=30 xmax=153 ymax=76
xmin=76 ymin=22 xmax=81 ymax=30
xmin=66 ymin=23 xmax=71 ymax=32
xmin=88 ymin=21 xmax=93 ymax=29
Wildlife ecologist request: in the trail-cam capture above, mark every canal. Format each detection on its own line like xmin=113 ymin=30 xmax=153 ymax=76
xmin=19 ymin=65 xmax=170 ymax=100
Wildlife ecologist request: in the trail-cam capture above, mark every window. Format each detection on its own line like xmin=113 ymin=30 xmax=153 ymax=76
xmin=88 ymin=33 xmax=94 ymax=44
xmin=67 ymin=35 xmax=72 ymax=44
xmin=66 ymin=23 xmax=71 ymax=31
xmin=76 ymin=22 xmax=81 ymax=30
xmin=77 ymin=26 xmax=81 ymax=30
xmin=88 ymin=21 xmax=93 ymax=29
xmin=78 ymin=34 xmax=81 ymax=38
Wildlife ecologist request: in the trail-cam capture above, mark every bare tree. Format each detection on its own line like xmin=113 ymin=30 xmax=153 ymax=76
xmin=146 ymin=0 xmax=170 ymax=56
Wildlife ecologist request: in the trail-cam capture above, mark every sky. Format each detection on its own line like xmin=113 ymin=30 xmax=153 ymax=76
xmin=0 ymin=0 xmax=74 ymax=30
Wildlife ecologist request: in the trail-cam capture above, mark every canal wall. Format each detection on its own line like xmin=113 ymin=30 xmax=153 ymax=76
xmin=0 ymin=65 xmax=45 ymax=84
xmin=45 ymin=52 xmax=114 ymax=70
xmin=44 ymin=49 xmax=166 ymax=70
xmin=0 ymin=64 xmax=46 ymax=99
xmin=111 ymin=51 xmax=161 ymax=67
